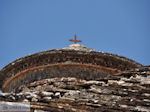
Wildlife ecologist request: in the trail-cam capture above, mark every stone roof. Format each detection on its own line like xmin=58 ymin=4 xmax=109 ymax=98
xmin=0 ymin=49 xmax=142 ymax=92
xmin=0 ymin=67 xmax=150 ymax=112
xmin=0 ymin=43 xmax=149 ymax=112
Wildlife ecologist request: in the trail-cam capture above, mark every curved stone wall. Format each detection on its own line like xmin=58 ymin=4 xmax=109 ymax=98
xmin=2 ymin=64 xmax=120 ymax=92
xmin=0 ymin=49 xmax=142 ymax=90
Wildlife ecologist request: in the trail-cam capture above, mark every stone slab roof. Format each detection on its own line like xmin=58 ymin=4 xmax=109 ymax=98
xmin=0 ymin=44 xmax=149 ymax=112
xmin=0 ymin=67 xmax=149 ymax=112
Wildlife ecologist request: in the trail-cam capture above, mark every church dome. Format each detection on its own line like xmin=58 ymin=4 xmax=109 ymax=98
xmin=0 ymin=37 xmax=149 ymax=112
xmin=0 ymin=42 xmax=142 ymax=92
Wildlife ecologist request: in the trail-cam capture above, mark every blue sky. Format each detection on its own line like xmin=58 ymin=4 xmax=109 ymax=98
xmin=0 ymin=0 xmax=150 ymax=69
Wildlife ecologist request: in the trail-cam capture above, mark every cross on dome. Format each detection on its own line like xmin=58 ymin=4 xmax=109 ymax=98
xmin=69 ymin=34 xmax=82 ymax=44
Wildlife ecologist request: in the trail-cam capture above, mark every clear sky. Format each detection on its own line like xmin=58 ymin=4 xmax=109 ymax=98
xmin=0 ymin=0 xmax=150 ymax=69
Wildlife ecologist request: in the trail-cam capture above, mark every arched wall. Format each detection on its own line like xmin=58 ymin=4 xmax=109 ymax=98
xmin=2 ymin=63 xmax=120 ymax=92
xmin=0 ymin=50 xmax=142 ymax=90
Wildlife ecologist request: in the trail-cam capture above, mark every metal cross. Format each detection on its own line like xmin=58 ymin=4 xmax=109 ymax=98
xmin=69 ymin=34 xmax=82 ymax=44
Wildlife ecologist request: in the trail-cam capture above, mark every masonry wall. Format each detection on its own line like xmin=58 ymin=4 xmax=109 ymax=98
xmin=3 ymin=64 xmax=119 ymax=92
xmin=0 ymin=50 xmax=142 ymax=89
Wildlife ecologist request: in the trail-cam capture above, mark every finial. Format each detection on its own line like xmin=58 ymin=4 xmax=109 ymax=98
xmin=69 ymin=34 xmax=82 ymax=44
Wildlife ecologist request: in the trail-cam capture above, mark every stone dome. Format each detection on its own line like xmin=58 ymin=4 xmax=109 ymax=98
xmin=0 ymin=43 xmax=142 ymax=92
xmin=0 ymin=43 xmax=149 ymax=112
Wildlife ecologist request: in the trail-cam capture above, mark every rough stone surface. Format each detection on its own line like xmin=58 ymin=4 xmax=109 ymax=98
xmin=0 ymin=68 xmax=149 ymax=112
xmin=0 ymin=49 xmax=142 ymax=90
xmin=0 ymin=44 xmax=149 ymax=112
